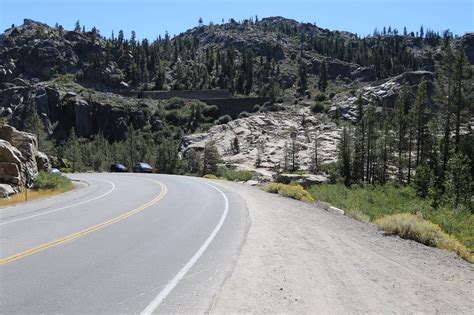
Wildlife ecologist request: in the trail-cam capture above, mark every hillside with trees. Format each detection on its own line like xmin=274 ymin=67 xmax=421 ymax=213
xmin=0 ymin=17 xmax=472 ymax=220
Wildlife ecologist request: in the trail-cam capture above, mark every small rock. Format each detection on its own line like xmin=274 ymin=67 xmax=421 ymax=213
xmin=246 ymin=180 xmax=259 ymax=186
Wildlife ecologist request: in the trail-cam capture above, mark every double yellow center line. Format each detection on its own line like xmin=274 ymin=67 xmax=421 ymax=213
xmin=0 ymin=180 xmax=168 ymax=266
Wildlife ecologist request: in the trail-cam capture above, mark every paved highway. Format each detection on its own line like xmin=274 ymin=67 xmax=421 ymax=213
xmin=0 ymin=173 xmax=248 ymax=313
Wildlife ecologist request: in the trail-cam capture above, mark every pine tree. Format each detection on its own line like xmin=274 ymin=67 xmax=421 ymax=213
xmin=127 ymin=123 xmax=135 ymax=167
xmin=445 ymin=153 xmax=472 ymax=207
xmin=255 ymin=140 xmax=264 ymax=168
xmin=439 ymin=45 xmax=454 ymax=185
xmin=310 ymin=131 xmax=319 ymax=173
xmin=156 ymin=140 xmax=180 ymax=174
xmin=365 ymin=104 xmax=376 ymax=183
xmin=23 ymin=104 xmax=53 ymax=154
xmin=202 ymin=141 xmax=221 ymax=175
xmin=319 ymin=60 xmax=328 ymax=92
xmin=65 ymin=128 xmax=80 ymax=173
xmin=414 ymin=162 xmax=433 ymax=198
xmin=338 ymin=126 xmax=352 ymax=186
xmin=452 ymin=48 xmax=469 ymax=153
xmin=289 ymin=129 xmax=300 ymax=171
xmin=411 ymin=79 xmax=429 ymax=165
xmin=74 ymin=20 xmax=81 ymax=32
xmin=230 ymin=137 xmax=240 ymax=155
xmin=352 ymin=95 xmax=365 ymax=182
xmin=297 ymin=59 xmax=308 ymax=95
xmin=393 ymin=93 xmax=407 ymax=183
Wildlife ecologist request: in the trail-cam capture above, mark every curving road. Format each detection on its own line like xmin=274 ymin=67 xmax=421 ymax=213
xmin=0 ymin=173 xmax=248 ymax=314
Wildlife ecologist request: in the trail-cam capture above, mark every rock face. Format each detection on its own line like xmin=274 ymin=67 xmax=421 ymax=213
xmin=180 ymin=104 xmax=341 ymax=176
xmin=0 ymin=83 xmax=153 ymax=141
xmin=0 ymin=125 xmax=50 ymax=195
xmin=329 ymin=70 xmax=435 ymax=122
xmin=0 ymin=19 xmax=128 ymax=91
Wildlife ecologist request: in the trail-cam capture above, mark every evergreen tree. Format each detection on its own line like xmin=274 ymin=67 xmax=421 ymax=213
xmin=74 ymin=20 xmax=81 ymax=32
xmin=127 ymin=123 xmax=135 ymax=167
xmin=414 ymin=162 xmax=433 ymax=198
xmin=297 ymin=59 xmax=308 ymax=95
xmin=452 ymin=48 xmax=470 ymax=153
xmin=365 ymin=104 xmax=376 ymax=183
xmin=310 ymin=131 xmax=319 ymax=173
xmin=445 ymin=153 xmax=472 ymax=207
xmin=202 ymin=141 xmax=221 ymax=175
xmin=319 ymin=60 xmax=328 ymax=92
xmin=156 ymin=140 xmax=180 ymax=174
xmin=338 ymin=126 xmax=352 ymax=186
xmin=393 ymin=93 xmax=407 ymax=183
xmin=230 ymin=137 xmax=240 ymax=155
xmin=23 ymin=104 xmax=53 ymax=154
xmin=413 ymin=79 xmax=429 ymax=164
xmin=439 ymin=45 xmax=454 ymax=185
xmin=289 ymin=129 xmax=300 ymax=171
xmin=352 ymin=95 xmax=365 ymax=182
xmin=65 ymin=128 xmax=80 ymax=173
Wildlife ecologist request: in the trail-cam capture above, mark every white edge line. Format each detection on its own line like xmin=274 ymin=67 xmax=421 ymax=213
xmin=141 ymin=179 xmax=229 ymax=315
xmin=0 ymin=179 xmax=116 ymax=226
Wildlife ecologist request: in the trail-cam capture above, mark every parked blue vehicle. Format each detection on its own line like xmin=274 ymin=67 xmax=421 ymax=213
xmin=132 ymin=162 xmax=153 ymax=173
xmin=110 ymin=163 xmax=128 ymax=172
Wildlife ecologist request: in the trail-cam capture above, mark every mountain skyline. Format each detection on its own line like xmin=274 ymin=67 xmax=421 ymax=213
xmin=1 ymin=0 xmax=472 ymax=41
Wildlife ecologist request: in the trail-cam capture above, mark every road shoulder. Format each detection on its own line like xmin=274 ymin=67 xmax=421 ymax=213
xmin=210 ymin=180 xmax=474 ymax=314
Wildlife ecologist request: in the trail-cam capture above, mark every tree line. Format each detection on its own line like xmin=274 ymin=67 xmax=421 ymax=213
xmin=335 ymin=47 xmax=472 ymax=211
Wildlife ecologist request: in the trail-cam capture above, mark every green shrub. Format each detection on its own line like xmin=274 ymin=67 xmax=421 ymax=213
xmin=203 ymin=174 xmax=218 ymax=179
xmin=314 ymin=93 xmax=327 ymax=102
xmin=264 ymin=182 xmax=314 ymax=203
xmin=202 ymin=105 xmax=219 ymax=118
xmin=220 ymin=169 xmax=256 ymax=182
xmin=413 ymin=163 xmax=433 ymax=198
xmin=375 ymin=213 xmax=473 ymax=263
xmin=307 ymin=183 xmax=474 ymax=252
xmin=33 ymin=171 xmax=73 ymax=191
xmin=164 ymin=97 xmax=187 ymax=110
xmin=311 ymin=102 xmax=325 ymax=113
xmin=215 ymin=115 xmax=232 ymax=125
xmin=238 ymin=111 xmax=250 ymax=119
xmin=252 ymin=105 xmax=261 ymax=112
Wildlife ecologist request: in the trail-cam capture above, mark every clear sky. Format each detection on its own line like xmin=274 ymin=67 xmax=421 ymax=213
xmin=1 ymin=0 xmax=472 ymax=40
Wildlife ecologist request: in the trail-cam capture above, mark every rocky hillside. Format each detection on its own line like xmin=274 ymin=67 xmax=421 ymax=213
xmin=0 ymin=17 xmax=472 ymax=178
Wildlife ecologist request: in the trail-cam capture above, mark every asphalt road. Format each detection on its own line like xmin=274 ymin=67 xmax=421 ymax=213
xmin=0 ymin=173 xmax=248 ymax=314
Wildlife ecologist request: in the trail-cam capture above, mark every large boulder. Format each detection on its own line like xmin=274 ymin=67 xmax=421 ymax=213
xmin=0 ymin=183 xmax=15 ymax=198
xmin=0 ymin=125 xmax=43 ymax=191
xmin=35 ymin=151 xmax=50 ymax=172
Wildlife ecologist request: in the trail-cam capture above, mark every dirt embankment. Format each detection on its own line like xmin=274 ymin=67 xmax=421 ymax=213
xmin=210 ymin=181 xmax=474 ymax=314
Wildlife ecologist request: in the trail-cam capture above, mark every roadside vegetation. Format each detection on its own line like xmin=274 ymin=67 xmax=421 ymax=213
xmin=33 ymin=171 xmax=74 ymax=191
xmin=375 ymin=213 xmax=473 ymax=263
xmin=218 ymin=169 xmax=256 ymax=182
xmin=264 ymin=182 xmax=314 ymax=203
xmin=307 ymin=183 xmax=473 ymax=260
xmin=0 ymin=172 xmax=73 ymax=207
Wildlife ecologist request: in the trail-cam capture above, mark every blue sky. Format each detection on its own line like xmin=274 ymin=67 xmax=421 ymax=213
xmin=1 ymin=0 xmax=472 ymax=40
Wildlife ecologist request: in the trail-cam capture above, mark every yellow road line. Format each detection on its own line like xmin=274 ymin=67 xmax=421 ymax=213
xmin=0 ymin=180 xmax=168 ymax=266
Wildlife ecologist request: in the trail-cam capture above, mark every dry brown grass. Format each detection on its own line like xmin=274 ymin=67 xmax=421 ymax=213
xmin=264 ymin=182 xmax=315 ymax=203
xmin=203 ymin=174 xmax=218 ymax=179
xmin=347 ymin=210 xmax=371 ymax=223
xmin=0 ymin=189 xmax=71 ymax=208
xmin=375 ymin=213 xmax=474 ymax=263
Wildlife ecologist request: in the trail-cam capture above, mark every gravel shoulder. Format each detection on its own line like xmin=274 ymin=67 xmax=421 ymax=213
xmin=209 ymin=180 xmax=474 ymax=314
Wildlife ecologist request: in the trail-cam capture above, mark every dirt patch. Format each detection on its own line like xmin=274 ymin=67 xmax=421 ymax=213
xmin=210 ymin=181 xmax=474 ymax=314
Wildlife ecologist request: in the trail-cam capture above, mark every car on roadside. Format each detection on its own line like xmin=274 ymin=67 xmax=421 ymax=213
xmin=132 ymin=162 xmax=153 ymax=173
xmin=50 ymin=168 xmax=61 ymax=174
xmin=110 ymin=163 xmax=128 ymax=172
